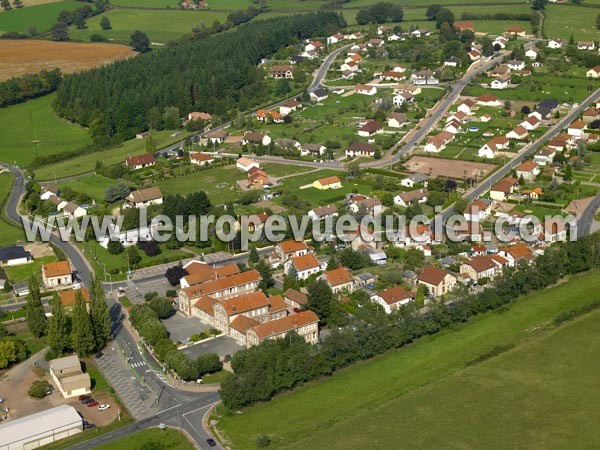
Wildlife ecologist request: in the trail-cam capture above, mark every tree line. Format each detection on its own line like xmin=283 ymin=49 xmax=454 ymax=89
xmin=54 ymin=12 xmax=345 ymax=145
xmin=0 ymin=69 xmax=62 ymax=108
xmin=356 ymin=2 xmax=404 ymax=25
xmin=220 ymin=234 xmax=600 ymax=410
xmin=129 ymin=297 xmax=222 ymax=380
xmin=25 ymin=275 xmax=111 ymax=359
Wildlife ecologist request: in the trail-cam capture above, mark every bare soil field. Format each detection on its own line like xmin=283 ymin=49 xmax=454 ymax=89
xmin=0 ymin=40 xmax=135 ymax=80
xmin=405 ymin=155 xmax=496 ymax=180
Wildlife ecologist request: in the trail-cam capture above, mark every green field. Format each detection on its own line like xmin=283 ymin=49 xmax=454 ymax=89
xmin=0 ymin=173 xmax=26 ymax=247
xmin=94 ymin=428 xmax=195 ymax=450
xmin=259 ymin=163 xmax=314 ymax=178
xmin=0 ymin=94 xmax=91 ymax=168
xmin=34 ymin=130 xmax=181 ymax=180
xmin=5 ymin=255 xmax=57 ymax=283
xmin=111 ymin=0 xmax=250 ymax=8
xmin=545 ymin=4 xmax=600 ymax=41
xmin=58 ymin=174 xmax=134 ymax=202
xmin=69 ymin=9 xmax=229 ymax=44
xmin=216 ymin=269 xmax=600 ymax=450
xmin=156 ymin=164 xmax=243 ymax=202
xmin=0 ymin=1 xmax=81 ymax=33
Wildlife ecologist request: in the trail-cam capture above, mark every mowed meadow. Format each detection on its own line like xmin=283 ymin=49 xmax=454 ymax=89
xmin=0 ymin=40 xmax=135 ymax=80
xmin=0 ymin=94 xmax=91 ymax=167
xmin=216 ymin=270 xmax=600 ymax=450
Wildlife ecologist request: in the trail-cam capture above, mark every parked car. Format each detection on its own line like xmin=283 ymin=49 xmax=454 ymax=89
xmin=0 ymin=398 xmax=4 ymax=403
xmin=206 ymin=439 xmax=217 ymax=447
xmin=82 ymin=397 xmax=94 ymax=404
xmin=79 ymin=395 xmax=90 ymax=401
xmin=83 ymin=422 xmax=96 ymax=430
xmin=87 ymin=401 xmax=99 ymax=407
xmin=95 ymin=352 xmax=104 ymax=359
xmin=97 ymin=404 xmax=111 ymax=411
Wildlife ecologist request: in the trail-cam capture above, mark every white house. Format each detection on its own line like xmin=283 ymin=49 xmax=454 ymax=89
xmin=242 ymin=132 xmax=271 ymax=146
xmin=358 ymin=120 xmax=383 ymax=137
xmin=308 ymin=204 xmax=338 ymax=221
xmin=525 ymin=47 xmax=539 ymax=60
xmin=463 ymin=199 xmax=494 ymax=222
xmin=388 ymin=112 xmax=408 ymax=128
xmin=237 ymin=156 xmax=260 ymax=172
xmin=370 ymin=285 xmax=414 ymax=314
xmin=586 ymin=65 xmax=600 ymax=78
xmin=478 ymin=136 xmax=509 ymax=158
xmin=309 ymin=88 xmax=329 ymax=102
xmin=0 ymin=246 xmax=33 ymax=267
xmin=577 ymin=41 xmax=595 ymax=51
xmin=125 ymin=187 xmax=163 ymax=208
xmin=394 ymin=189 xmax=428 ymax=207
xmin=392 ymin=92 xmax=414 ymax=106
xmin=491 ymin=75 xmax=510 ymax=89
xmin=400 ymin=173 xmax=428 ymax=188
xmin=506 ymin=125 xmax=528 ymax=140
xmin=547 ymin=38 xmax=564 ymax=49
xmin=355 ymin=84 xmax=377 ymax=96
xmin=457 ymin=98 xmax=476 ymax=115
xmin=567 ymin=121 xmax=586 ymax=137
xmin=515 ymin=161 xmax=540 ymax=182
xmin=521 ymin=115 xmax=540 ymax=130
xmin=287 ymin=254 xmax=322 ymax=280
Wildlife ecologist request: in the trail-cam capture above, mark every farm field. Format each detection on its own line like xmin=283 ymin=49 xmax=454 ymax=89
xmin=0 ymin=0 xmax=59 ymax=9
xmin=0 ymin=1 xmax=81 ymax=33
xmin=0 ymin=40 xmax=135 ymax=81
xmin=0 ymin=94 xmax=91 ymax=168
xmin=34 ymin=129 xmax=182 ymax=180
xmin=545 ymin=4 xmax=600 ymax=42
xmin=400 ymin=4 xmax=532 ymax=23
xmin=216 ymin=269 xmax=600 ymax=450
xmin=111 ymin=0 xmax=249 ymax=7
xmin=404 ymin=155 xmax=496 ymax=180
xmin=94 ymin=428 xmax=195 ymax=450
xmin=69 ymin=9 xmax=229 ymax=44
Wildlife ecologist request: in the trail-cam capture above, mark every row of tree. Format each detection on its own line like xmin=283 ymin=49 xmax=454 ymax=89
xmin=0 ymin=69 xmax=62 ymax=108
xmin=128 ymin=299 xmax=222 ymax=380
xmin=220 ymin=234 xmax=600 ymax=410
xmin=25 ymin=275 xmax=111 ymax=358
xmin=54 ymin=12 xmax=346 ymax=142
xmin=355 ymin=2 xmax=404 ymax=25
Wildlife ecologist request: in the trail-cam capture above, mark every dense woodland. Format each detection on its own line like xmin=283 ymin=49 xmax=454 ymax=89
xmin=0 ymin=69 xmax=61 ymax=107
xmin=54 ymin=12 xmax=346 ymax=144
xmin=220 ymin=234 xmax=600 ymax=410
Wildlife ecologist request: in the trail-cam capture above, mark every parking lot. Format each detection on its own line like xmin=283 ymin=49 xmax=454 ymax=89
xmin=182 ymin=335 xmax=243 ymax=359
xmin=95 ymin=347 xmax=157 ymax=420
xmin=163 ymin=313 xmax=213 ymax=343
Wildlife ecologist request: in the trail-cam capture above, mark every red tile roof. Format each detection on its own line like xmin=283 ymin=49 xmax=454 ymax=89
xmin=249 ymin=310 xmax=318 ymax=339
xmin=324 ymin=266 xmax=353 ymax=287
xmin=417 ymin=266 xmax=449 ymax=286
xmin=375 ymin=285 xmax=414 ymax=306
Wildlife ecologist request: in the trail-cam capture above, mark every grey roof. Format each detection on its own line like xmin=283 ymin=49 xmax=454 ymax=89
xmin=0 ymin=246 xmax=32 ymax=262
xmin=312 ymin=88 xmax=328 ymax=98
xmin=0 ymin=405 xmax=81 ymax=445
xmin=405 ymin=173 xmax=429 ymax=183
xmin=403 ymin=270 xmax=417 ymax=278
xmin=439 ymin=256 xmax=457 ymax=266
xmin=356 ymin=272 xmax=374 ymax=281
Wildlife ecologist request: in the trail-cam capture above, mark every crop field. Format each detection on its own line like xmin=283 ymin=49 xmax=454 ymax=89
xmin=0 ymin=0 xmax=59 ymax=10
xmin=545 ymin=4 xmax=600 ymax=42
xmin=216 ymin=269 xmax=600 ymax=450
xmin=0 ymin=94 xmax=91 ymax=168
xmin=69 ymin=9 xmax=229 ymax=44
xmin=111 ymin=0 xmax=249 ymax=8
xmin=33 ymin=129 xmax=182 ymax=180
xmin=0 ymin=40 xmax=135 ymax=81
xmin=404 ymin=155 xmax=496 ymax=180
xmin=0 ymin=1 xmax=81 ymax=33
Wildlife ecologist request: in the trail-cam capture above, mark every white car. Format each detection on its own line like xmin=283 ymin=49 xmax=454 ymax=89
xmin=97 ymin=404 xmax=111 ymax=411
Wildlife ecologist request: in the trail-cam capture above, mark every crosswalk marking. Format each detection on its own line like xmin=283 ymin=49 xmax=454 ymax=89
xmin=131 ymin=361 xmax=147 ymax=368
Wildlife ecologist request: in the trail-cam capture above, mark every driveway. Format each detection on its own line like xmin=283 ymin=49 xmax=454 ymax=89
xmin=182 ymin=334 xmax=243 ymax=359
xmin=163 ymin=313 xmax=213 ymax=344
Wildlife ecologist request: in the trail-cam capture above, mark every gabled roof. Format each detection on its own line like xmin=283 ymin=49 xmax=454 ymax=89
xmin=0 ymin=245 xmax=32 ymax=261
xmin=190 ymin=153 xmax=214 ymax=163
xmin=516 ymin=161 xmax=538 ymax=172
xmin=359 ymin=120 xmax=383 ymax=133
xmin=249 ymin=310 xmax=319 ymax=339
xmin=375 ymin=285 xmax=414 ymax=306
xmin=310 ymin=204 xmax=337 ymax=217
xmin=291 ymin=254 xmax=321 ymax=272
xmin=417 ymin=266 xmax=450 ymax=286
xmin=316 ymin=175 xmax=341 ymax=186
xmin=126 ymin=153 xmax=156 ymax=167
xmin=217 ymin=291 xmax=269 ymax=316
xmin=324 ymin=266 xmax=353 ymax=286
xmin=284 ymin=288 xmax=308 ymax=306
xmin=504 ymin=243 xmax=534 ymax=260
xmin=277 ymin=240 xmax=308 ymax=254
xmin=43 ymin=260 xmax=71 ymax=278
xmin=182 ymin=270 xmax=260 ymax=298
xmin=59 ymin=288 xmax=90 ymax=306
xmin=389 ymin=112 xmax=408 ymax=123
xmin=347 ymin=142 xmax=377 ymax=153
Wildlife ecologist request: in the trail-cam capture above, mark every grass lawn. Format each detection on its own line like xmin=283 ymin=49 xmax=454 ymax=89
xmin=545 ymin=4 xmax=600 ymax=41
xmin=4 ymin=255 xmax=57 ymax=283
xmin=156 ymin=164 xmax=243 ymax=202
xmin=0 ymin=94 xmax=91 ymax=168
xmin=94 ymin=428 xmax=195 ymax=450
xmin=111 ymin=0 xmax=250 ymax=8
xmin=259 ymin=163 xmax=313 ymax=178
xmin=85 ymin=360 xmax=111 ymax=392
xmin=0 ymin=2 xmax=81 ymax=33
xmin=59 ymin=174 xmax=134 ymax=203
xmin=216 ymin=269 xmax=600 ymax=450
xmin=69 ymin=9 xmax=229 ymax=44
xmin=0 ymin=172 xmax=27 ymax=247
xmin=34 ymin=129 xmax=181 ymax=181
xmin=512 ymin=203 xmax=564 ymax=220
xmin=201 ymin=369 xmax=231 ymax=385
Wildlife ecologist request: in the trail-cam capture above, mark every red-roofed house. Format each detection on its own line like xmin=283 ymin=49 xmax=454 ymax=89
xmin=417 ymin=266 xmax=456 ymax=297
xmin=125 ymin=153 xmax=156 ymax=170
xmin=370 ymin=285 xmax=414 ymax=313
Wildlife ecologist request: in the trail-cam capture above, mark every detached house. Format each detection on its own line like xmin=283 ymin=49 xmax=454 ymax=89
xmin=457 ymin=98 xmax=476 ymax=115
xmin=491 ymin=74 xmax=510 ymax=90
xmin=506 ymin=125 xmax=528 ymax=140
xmin=323 ymin=267 xmax=355 ymax=293
xmin=309 ymin=88 xmax=329 ymax=103
xmin=271 ymin=65 xmax=295 ymax=79
xmin=242 ymin=132 xmax=271 ymax=146
xmin=125 ymin=153 xmax=156 ymax=170
xmin=417 ymin=266 xmax=456 ymax=297
xmin=476 ymin=94 xmax=502 ymax=107
xmin=236 ymin=156 xmax=260 ymax=172
xmin=547 ymin=38 xmax=564 ymax=49
xmin=355 ymin=84 xmax=378 ymax=96
xmin=587 ymin=66 xmax=600 ymax=78
xmin=478 ymin=136 xmax=509 ymax=159
xmin=388 ymin=112 xmax=408 ymax=128
xmin=515 ymin=161 xmax=540 ymax=182
xmin=463 ymin=199 xmax=494 ymax=222
xmin=460 ymin=254 xmax=508 ymax=281
xmin=190 ymin=153 xmax=214 ymax=166
xmin=308 ymin=204 xmax=338 ymax=221
xmin=577 ymin=41 xmax=595 ymax=51
xmin=125 ymin=187 xmax=163 ymax=208
xmin=358 ymin=120 xmax=383 ymax=137
xmin=370 ymin=285 xmax=414 ymax=314
xmin=313 ymin=176 xmax=342 ymax=190
xmin=346 ymin=142 xmax=377 ymax=158
xmin=499 ymin=243 xmax=534 ymax=266
xmin=287 ymin=254 xmax=322 ymax=280
xmin=490 ymin=177 xmax=518 ymax=201
xmin=42 ymin=260 xmax=73 ymax=289
xmin=394 ymin=188 xmax=428 ymax=207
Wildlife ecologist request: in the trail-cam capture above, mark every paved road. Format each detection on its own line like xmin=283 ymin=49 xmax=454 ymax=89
xmin=439 ymin=87 xmax=600 ymax=225
xmin=360 ymin=53 xmax=506 ymax=169
xmin=577 ymin=194 xmax=600 ymax=239
xmin=308 ymin=43 xmax=352 ymax=93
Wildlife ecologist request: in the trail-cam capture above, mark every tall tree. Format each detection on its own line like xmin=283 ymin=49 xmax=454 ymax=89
xmin=89 ymin=276 xmax=111 ymax=351
xmin=48 ymin=293 xmax=69 ymax=356
xmin=248 ymin=246 xmax=259 ymax=265
xmin=306 ymin=279 xmax=335 ymax=326
xmin=130 ymin=30 xmax=151 ymax=53
xmin=256 ymin=260 xmax=274 ymax=291
xmin=71 ymin=291 xmax=95 ymax=357
xmin=425 ymin=4 xmax=441 ymax=20
xmin=100 ymin=16 xmax=111 ymax=30
xmin=25 ymin=277 xmax=47 ymax=338
xmin=51 ymin=22 xmax=69 ymax=41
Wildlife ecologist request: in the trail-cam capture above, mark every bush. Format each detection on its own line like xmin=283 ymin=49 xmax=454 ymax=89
xmin=256 ymin=435 xmax=271 ymax=448
xmin=138 ymin=240 xmax=161 ymax=257
xmin=90 ymin=33 xmax=106 ymax=42
xmin=29 ymin=380 xmax=52 ymax=398
xmin=107 ymin=239 xmax=124 ymax=255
